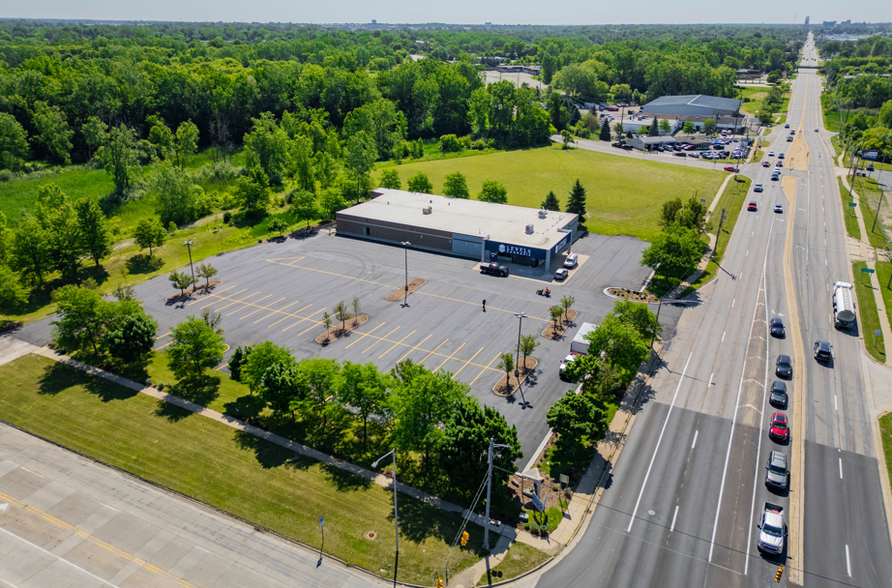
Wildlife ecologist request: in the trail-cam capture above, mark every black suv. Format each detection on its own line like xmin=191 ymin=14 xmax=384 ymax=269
xmin=776 ymin=355 xmax=793 ymax=378
xmin=769 ymin=318 xmax=785 ymax=338
xmin=769 ymin=381 xmax=787 ymax=408
xmin=814 ymin=340 xmax=833 ymax=362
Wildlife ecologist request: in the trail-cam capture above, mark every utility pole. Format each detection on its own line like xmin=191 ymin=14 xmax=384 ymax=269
xmin=872 ymin=154 xmax=888 ymax=233
xmin=372 ymin=449 xmax=399 ymax=588
xmin=483 ymin=438 xmax=511 ymax=550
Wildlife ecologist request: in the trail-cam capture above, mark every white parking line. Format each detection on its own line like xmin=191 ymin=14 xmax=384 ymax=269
xmin=692 ymin=430 xmax=699 ymax=449
xmin=671 ymin=505 xmax=679 ymax=532
xmin=627 ymin=352 xmax=693 ymax=533
xmin=846 ymin=544 xmax=852 ymax=576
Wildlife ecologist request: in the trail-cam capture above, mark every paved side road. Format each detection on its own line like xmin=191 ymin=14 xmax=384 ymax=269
xmin=0 ymin=422 xmax=385 ymax=588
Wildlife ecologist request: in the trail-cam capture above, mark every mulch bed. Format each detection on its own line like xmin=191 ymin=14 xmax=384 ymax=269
xmin=607 ymin=287 xmax=658 ymax=303
xmin=541 ymin=309 xmax=578 ymax=339
xmin=385 ymin=278 xmax=426 ymax=302
xmin=492 ymin=357 xmax=538 ymax=396
xmin=165 ymin=280 xmax=223 ymax=301
xmin=315 ymin=314 xmax=370 ymax=345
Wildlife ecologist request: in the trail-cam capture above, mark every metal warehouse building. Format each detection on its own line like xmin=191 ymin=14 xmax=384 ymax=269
xmin=641 ymin=94 xmax=743 ymax=118
xmin=336 ymin=189 xmax=578 ymax=272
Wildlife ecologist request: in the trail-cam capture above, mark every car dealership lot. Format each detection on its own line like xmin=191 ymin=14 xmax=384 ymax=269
xmin=15 ymin=230 xmax=671 ymax=456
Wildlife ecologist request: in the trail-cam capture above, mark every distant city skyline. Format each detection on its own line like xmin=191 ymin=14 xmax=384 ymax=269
xmin=1 ymin=1 xmax=887 ymax=26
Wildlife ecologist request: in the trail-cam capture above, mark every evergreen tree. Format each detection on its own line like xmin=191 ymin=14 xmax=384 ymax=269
xmin=648 ymin=116 xmax=659 ymax=137
xmin=565 ymin=179 xmax=587 ymax=217
xmin=541 ymin=191 xmax=561 ymax=211
xmin=599 ymin=118 xmax=611 ymax=141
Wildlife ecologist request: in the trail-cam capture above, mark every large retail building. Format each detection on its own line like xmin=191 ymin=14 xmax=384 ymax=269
xmin=336 ymin=189 xmax=578 ymax=272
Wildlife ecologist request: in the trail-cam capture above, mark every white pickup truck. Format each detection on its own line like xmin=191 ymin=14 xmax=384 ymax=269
xmin=757 ymin=502 xmax=786 ymax=555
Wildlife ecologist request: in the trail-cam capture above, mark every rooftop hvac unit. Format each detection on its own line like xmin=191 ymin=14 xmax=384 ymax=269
xmin=423 ymin=206 xmax=432 ymax=214
xmin=525 ymin=224 xmax=534 ymax=234
xmin=538 ymin=209 xmax=547 ymax=218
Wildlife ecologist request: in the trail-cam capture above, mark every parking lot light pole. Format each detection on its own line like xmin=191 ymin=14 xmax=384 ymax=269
xmin=372 ymin=449 xmax=399 ymax=587
xmin=401 ymin=241 xmax=410 ymax=307
xmin=514 ymin=312 xmax=526 ymax=378
xmin=183 ymin=240 xmax=195 ymax=281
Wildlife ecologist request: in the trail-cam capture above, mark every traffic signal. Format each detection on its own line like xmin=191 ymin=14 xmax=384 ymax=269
xmin=436 ymin=577 xmax=443 ymax=588
xmin=460 ymin=531 xmax=469 ymax=547
xmin=775 ymin=565 xmax=784 ymax=582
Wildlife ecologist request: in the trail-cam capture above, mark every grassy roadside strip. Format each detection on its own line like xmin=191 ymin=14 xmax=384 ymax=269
xmin=682 ymin=175 xmax=752 ymax=295
xmin=475 ymin=542 xmax=550 ymax=587
xmin=852 ymin=176 xmax=889 ymax=250
xmin=876 ymin=261 xmax=892 ymax=346
xmin=880 ymin=413 xmax=892 ymax=508
xmin=0 ymin=354 xmax=485 ymax=584
xmin=837 ymin=177 xmax=863 ymax=240
xmin=852 ymin=261 xmax=887 ymax=362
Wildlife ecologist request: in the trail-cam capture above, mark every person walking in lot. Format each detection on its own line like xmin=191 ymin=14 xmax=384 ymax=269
xmin=482 ymin=299 xmax=486 ymax=312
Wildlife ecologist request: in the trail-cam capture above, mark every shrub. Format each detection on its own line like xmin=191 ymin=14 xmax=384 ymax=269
xmin=223 ymin=211 xmax=231 ymax=224
xmin=438 ymin=134 xmax=463 ymax=153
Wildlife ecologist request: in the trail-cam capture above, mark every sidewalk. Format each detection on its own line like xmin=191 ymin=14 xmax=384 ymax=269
xmin=0 ymin=336 xmax=516 ymax=541
xmin=839 ymin=177 xmax=892 ymax=367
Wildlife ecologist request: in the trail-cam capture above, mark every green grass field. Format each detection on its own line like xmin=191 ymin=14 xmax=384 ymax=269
xmin=0 ymin=354 xmax=485 ymax=584
xmin=475 ymin=542 xmax=550 ymax=586
xmin=876 ymin=261 xmax=892 ymax=345
xmin=0 ymin=166 xmax=114 ymax=222
xmin=852 ymin=261 xmax=886 ymax=362
xmin=879 ymin=412 xmax=892 ymax=505
xmin=375 ymin=144 xmax=726 ymax=242
xmin=837 ymin=177 xmax=863 ymax=241
xmin=851 ymin=176 xmax=890 ymax=250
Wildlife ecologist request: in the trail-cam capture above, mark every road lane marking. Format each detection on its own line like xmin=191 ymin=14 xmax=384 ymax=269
xmin=746 ymin=250 xmax=749 ymax=257
xmin=626 ymin=352 xmax=693 ymax=533
xmin=835 ymin=395 xmax=838 ymax=410
xmin=731 ymin=299 xmax=735 ymax=308
xmin=691 ymin=431 xmax=699 ymax=449
xmin=846 ymin=544 xmax=852 ymax=576
xmin=670 ymin=506 xmax=679 ymax=532
xmin=721 ymin=331 xmax=725 ymax=342
xmin=839 ymin=458 xmax=843 ymax=479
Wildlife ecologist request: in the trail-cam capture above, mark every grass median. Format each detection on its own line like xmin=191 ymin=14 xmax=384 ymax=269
xmin=876 ymin=261 xmax=892 ymax=345
xmin=851 ymin=176 xmax=890 ymax=250
xmin=837 ymin=177 xmax=862 ymax=240
xmin=375 ymin=143 xmax=725 ymax=242
xmin=0 ymin=354 xmax=485 ymax=585
xmin=475 ymin=542 xmax=550 ymax=586
xmin=880 ymin=413 xmax=892 ymax=501
xmin=852 ymin=262 xmax=886 ymax=362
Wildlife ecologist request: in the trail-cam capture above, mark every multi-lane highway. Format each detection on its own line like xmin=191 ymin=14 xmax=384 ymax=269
xmin=539 ymin=33 xmax=892 ymax=587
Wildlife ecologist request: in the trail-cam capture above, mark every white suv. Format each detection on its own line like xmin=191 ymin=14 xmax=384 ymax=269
xmin=564 ymin=253 xmax=578 ymax=268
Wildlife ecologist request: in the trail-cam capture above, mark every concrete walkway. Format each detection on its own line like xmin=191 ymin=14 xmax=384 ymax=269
xmin=839 ymin=177 xmax=892 ymax=367
xmin=0 ymin=336 xmax=517 ymax=544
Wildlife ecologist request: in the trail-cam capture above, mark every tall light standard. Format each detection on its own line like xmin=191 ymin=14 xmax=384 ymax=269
xmin=372 ymin=449 xmax=399 ymax=587
xmin=514 ymin=312 xmax=527 ymax=378
xmin=400 ymin=241 xmax=410 ymax=307
xmin=484 ymin=438 xmax=512 ymax=549
xmin=183 ymin=240 xmax=195 ymax=282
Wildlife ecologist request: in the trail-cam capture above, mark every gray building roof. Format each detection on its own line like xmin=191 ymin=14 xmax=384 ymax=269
xmin=641 ymin=95 xmax=742 ymax=117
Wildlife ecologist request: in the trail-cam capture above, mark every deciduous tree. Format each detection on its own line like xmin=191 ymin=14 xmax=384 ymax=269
xmin=380 ymin=169 xmax=401 ymax=189
xmin=75 ymin=198 xmax=113 ymax=268
xmin=167 ymin=316 xmax=226 ymax=380
xmin=584 ymin=315 xmax=651 ymax=386
xmin=95 ymin=124 xmax=141 ymax=195
xmin=51 ymin=285 xmax=105 ymax=354
xmin=335 ymin=361 xmax=391 ymax=443
xmin=290 ymin=190 xmax=319 ymax=230
xmin=477 ymin=180 xmax=508 ymax=204
xmin=237 ymin=166 xmax=272 ymax=217
xmin=31 ymin=101 xmax=73 ymax=165
xmin=169 ymin=270 xmax=197 ymax=296
xmin=407 ymin=172 xmax=433 ymax=193
xmin=442 ymin=172 xmax=469 ymax=199
xmin=134 ymin=217 xmax=167 ymax=257
xmin=0 ymin=112 xmax=28 ymax=170
xmin=104 ymin=313 xmax=158 ymax=363
xmin=196 ymin=263 xmax=218 ymax=288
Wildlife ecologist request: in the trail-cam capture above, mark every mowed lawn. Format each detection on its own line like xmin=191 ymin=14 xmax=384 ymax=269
xmin=374 ymin=144 xmax=726 ymax=242
xmin=0 ymin=354 xmax=485 ymax=584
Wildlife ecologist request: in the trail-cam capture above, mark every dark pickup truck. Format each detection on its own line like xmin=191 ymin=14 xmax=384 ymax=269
xmin=480 ymin=262 xmax=509 ymax=277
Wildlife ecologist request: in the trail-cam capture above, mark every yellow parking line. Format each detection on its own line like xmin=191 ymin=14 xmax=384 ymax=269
xmin=212 ymin=291 xmax=258 ymax=312
xmin=155 ymin=332 xmax=170 ymax=340
xmin=395 ymin=334 xmax=432 ymax=363
xmin=227 ymin=294 xmax=271 ymax=316
xmin=198 ymin=288 xmax=246 ymax=308
xmin=155 ymin=341 xmax=172 ymax=351
xmin=417 ymin=338 xmax=449 ymax=366
xmin=241 ymin=297 xmax=285 ymax=320
xmin=215 ymin=362 xmax=229 ymax=371
xmin=268 ymin=304 xmax=312 ymax=327
xmin=452 ymin=347 xmax=485 ymax=380
xmin=188 ymin=284 xmax=236 ymax=305
xmin=254 ymin=300 xmax=302 ymax=323
xmin=431 ymin=342 xmax=466 ymax=373
xmin=345 ymin=322 xmax=387 ymax=349
xmin=379 ymin=330 xmax=417 ymax=359
xmin=363 ymin=326 xmax=401 ymax=353
xmin=282 ymin=308 xmax=327 ymax=333
xmin=470 ymin=353 xmax=502 ymax=386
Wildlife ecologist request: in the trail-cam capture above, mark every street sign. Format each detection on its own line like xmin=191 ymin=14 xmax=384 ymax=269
xmin=848 ymin=202 xmax=857 ymax=207
xmin=319 ymin=515 xmax=325 ymax=528
xmin=559 ymin=474 xmax=569 ymax=486
xmin=876 ymin=330 xmax=883 ymax=337
xmin=861 ymin=268 xmax=876 ymax=274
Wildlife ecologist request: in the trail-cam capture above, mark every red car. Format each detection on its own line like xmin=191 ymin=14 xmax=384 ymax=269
xmin=724 ymin=166 xmax=739 ymax=172
xmin=789 ymin=130 xmax=796 ymax=135
xmin=748 ymin=201 xmax=758 ymax=211
xmin=769 ymin=412 xmax=789 ymax=443
xmin=762 ymin=161 xmax=770 ymax=167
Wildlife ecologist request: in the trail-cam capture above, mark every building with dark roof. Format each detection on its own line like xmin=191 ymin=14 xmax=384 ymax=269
xmin=641 ymin=95 xmax=743 ymax=119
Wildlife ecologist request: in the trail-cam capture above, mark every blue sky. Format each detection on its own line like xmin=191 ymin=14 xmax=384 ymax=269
xmin=1 ymin=1 xmax=884 ymax=25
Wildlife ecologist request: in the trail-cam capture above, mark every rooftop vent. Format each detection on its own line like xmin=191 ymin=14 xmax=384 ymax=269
xmin=423 ymin=206 xmax=432 ymax=215
xmin=525 ymin=224 xmax=534 ymax=234
xmin=538 ymin=209 xmax=547 ymax=219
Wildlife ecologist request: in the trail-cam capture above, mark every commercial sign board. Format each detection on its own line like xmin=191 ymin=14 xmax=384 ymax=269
xmin=862 ymin=151 xmax=879 ymax=161
xmin=485 ymin=240 xmax=546 ymax=259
